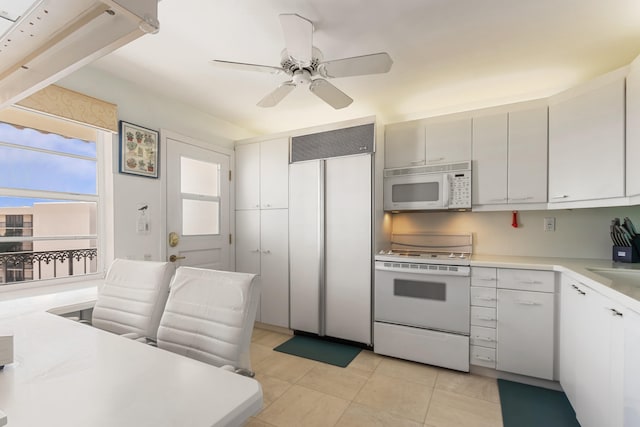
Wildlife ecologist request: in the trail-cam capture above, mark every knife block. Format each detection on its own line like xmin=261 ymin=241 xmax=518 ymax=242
xmin=613 ymin=235 xmax=640 ymax=262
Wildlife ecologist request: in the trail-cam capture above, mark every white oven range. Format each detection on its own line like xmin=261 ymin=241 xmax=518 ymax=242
xmin=373 ymin=233 xmax=472 ymax=372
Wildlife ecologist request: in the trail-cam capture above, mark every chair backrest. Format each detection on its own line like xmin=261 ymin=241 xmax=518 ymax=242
xmin=91 ymin=259 xmax=175 ymax=340
xmin=156 ymin=267 xmax=259 ymax=371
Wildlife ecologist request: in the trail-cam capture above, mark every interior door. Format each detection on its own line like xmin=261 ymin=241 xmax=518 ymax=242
xmin=166 ymin=133 xmax=231 ymax=270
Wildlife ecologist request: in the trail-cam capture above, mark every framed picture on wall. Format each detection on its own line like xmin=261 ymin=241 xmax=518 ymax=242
xmin=118 ymin=120 xmax=159 ymax=178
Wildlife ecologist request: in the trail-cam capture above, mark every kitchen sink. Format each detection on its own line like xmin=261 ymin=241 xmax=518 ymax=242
xmin=586 ymin=267 xmax=640 ymax=288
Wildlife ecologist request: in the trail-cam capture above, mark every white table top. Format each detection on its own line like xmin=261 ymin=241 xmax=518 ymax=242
xmin=0 ymin=312 xmax=262 ymax=426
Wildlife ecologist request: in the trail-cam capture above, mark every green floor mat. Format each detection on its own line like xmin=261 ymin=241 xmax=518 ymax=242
xmin=498 ymin=379 xmax=581 ymax=427
xmin=273 ymin=335 xmax=361 ymax=368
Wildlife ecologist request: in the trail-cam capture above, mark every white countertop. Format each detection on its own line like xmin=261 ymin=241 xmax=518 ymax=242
xmin=0 ymin=280 xmax=99 ymax=320
xmin=471 ymin=255 xmax=640 ymax=312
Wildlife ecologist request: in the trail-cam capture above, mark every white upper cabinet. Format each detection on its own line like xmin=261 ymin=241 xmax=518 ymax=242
xmin=548 ymin=71 xmax=626 ymax=204
xmin=472 ymin=113 xmax=508 ymax=205
xmin=236 ymin=138 xmax=289 ymax=210
xmin=384 ymin=116 xmax=471 ymax=169
xmin=384 ymin=120 xmax=425 ymax=168
xmin=508 ymin=106 xmax=548 ymax=203
xmin=472 ymin=105 xmax=548 ymax=207
xmin=235 ymin=142 xmax=260 ymax=210
xmin=425 ymin=117 xmax=472 ymax=165
xmin=626 ymin=57 xmax=640 ymax=198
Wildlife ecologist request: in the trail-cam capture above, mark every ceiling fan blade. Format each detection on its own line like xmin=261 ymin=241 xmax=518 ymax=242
xmin=211 ymin=60 xmax=284 ymax=75
xmin=318 ymin=52 xmax=393 ymax=78
xmin=309 ymin=79 xmax=353 ymax=109
xmin=279 ymin=14 xmax=313 ymax=66
xmin=257 ymin=82 xmax=296 ymax=108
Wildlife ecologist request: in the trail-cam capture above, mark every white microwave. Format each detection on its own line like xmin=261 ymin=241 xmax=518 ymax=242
xmin=383 ymin=161 xmax=472 ymax=211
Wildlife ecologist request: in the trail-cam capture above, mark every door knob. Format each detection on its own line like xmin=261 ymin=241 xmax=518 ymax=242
xmin=169 ymin=254 xmax=186 ymax=262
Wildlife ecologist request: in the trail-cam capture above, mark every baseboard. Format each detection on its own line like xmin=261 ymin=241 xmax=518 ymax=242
xmin=470 ymin=365 xmax=563 ymax=391
xmin=254 ymin=322 xmax=293 ymax=336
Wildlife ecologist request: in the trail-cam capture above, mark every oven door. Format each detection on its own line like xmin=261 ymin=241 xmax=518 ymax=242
xmin=383 ymin=172 xmax=446 ymax=211
xmin=374 ymin=264 xmax=470 ymax=335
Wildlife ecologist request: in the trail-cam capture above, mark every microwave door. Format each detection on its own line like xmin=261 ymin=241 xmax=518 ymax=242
xmin=384 ymin=174 xmax=445 ymax=210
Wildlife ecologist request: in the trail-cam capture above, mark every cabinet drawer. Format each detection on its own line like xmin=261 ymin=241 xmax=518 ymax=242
xmin=470 ymin=345 xmax=496 ymax=368
xmin=498 ymin=269 xmax=554 ymax=292
xmin=471 ymin=286 xmax=497 ymax=308
xmin=470 ymin=325 xmax=496 ymax=349
xmin=471 ymin=306 xmax=497 ymax=328
xmin=471 ymin=267 xmax=497 ymax=288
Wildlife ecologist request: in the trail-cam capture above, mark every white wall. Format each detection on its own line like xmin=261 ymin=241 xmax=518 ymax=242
xmin=390 ymin=205 xmax=640 ymax=259
xmin=57 ymin=66 xmax=254 ymax=262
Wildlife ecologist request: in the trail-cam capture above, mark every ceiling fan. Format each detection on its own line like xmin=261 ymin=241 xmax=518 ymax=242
xmin=211 ymin=13 xmax=393 ymax=109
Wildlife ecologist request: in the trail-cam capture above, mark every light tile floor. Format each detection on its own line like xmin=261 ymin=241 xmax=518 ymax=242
xmin=246 ymin=328 xmax=504 ymax=427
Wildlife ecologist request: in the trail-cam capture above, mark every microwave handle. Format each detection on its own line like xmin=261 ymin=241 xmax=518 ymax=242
xmin=444 ymin=174 xmax=451 ymax=207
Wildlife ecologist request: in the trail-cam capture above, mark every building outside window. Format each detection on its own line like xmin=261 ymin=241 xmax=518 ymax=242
xmin=0 ymin=115 xmax=105 ymax=286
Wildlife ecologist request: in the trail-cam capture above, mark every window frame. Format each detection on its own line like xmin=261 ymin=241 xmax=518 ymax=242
xmin=0 ymin=117 xmax=112 ymax=293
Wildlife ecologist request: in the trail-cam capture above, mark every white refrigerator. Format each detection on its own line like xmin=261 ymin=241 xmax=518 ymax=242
xmin=289 ymin=153 xmax=372 ymax=345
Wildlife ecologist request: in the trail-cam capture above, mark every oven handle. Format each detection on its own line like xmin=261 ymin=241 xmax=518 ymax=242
xmin=375 ymin=262 xmax=470 ymax=277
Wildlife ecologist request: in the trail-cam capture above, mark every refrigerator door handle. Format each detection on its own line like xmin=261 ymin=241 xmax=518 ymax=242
xmin=318 ymin=159 xmax=326 ymax=336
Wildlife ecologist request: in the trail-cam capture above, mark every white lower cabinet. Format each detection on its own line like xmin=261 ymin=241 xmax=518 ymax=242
xmin=496 ymin=288 xmax=554 ymax=380
xmin=496 ymin=269 xmax=555 ymax=380
xmin=470 ymin=267 xmax=497 ymax=368
xmin=560 ymin=275 xmax=625 ymax=427
xmin=235 ymin=209 xmax=289 ymax=328
xmin=625 ymin=309 xmax=640 ymax=427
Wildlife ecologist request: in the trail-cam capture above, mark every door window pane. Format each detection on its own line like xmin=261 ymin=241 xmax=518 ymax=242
xmin=182 ymin=199 xmax=219 ymax=235
xmin=180 ymin=157 xmax=219 ymax=197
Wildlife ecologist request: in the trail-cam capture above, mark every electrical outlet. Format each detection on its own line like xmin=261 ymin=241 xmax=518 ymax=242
xmin=544 ymin=217 xmax=555 ymax=232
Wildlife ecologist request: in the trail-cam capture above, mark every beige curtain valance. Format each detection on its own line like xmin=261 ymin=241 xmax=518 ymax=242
xmin=15 ymin=85 xmax=118 ymax=133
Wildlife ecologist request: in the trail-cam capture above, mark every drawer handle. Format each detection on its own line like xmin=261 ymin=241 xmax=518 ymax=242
xmin=515 ymin=300 xmax=541 ymax=306
xmin=509 ymin=196 xmax=534 ymax=201
xmin=479 ymin=278 xmax=497 ymax=281
xmin=475 ymin=297 xmax=496 ymax=301
xmin=476 ymin=316 xmax=496 ymax=321
xmin=474 ymin=355 xmax=494 ymax=362
xmin=519 ymin=280 xmax=544 ymax=285
xmin=473 ymin=336 xmax=496 ymax=342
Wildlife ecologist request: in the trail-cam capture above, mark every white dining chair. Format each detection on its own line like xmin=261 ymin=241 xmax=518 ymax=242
xmin=90 ymin=258 xmax=175 ymax=341
xmin=156 ymin=267 xmax=260 ymax=376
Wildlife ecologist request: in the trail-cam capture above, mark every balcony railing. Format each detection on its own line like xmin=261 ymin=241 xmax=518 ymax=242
xmin=0 ymin=248 xmax=97 ymax=284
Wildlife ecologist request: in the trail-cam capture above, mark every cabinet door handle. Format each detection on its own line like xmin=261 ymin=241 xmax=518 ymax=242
xmin=262 ymin=250 xmax=271 ymax=254
xmin=551 ymin=195 xmax=569 ymax=199
xmin=479 ymin=277 xmax=497 ymax=282
xmin=254 ymin=204 xmax=260 ymax=208
xmin=474 ymin=355 xmax=494 ymax=362
xmin=251 ymin=249 xmax=261 ymax=253
xmin=263 ymin=203 xmax=271 ymax=208
xmin=515 ymin=300 xmax=541 ymax=306
xmin=509 ymin=196 xmax=534 ymax=201
xmin=427 ymin=157 xmax=445 ymax=163
xmin=488 ymin=198 xmax=508 ymax=202
xmin=519 ymin=280 xmax=544 ymax=285
xmin=409 ymin=160 xmax=426 ymax=166
xmin=473 ymin=336 xmax=496 ymax=342
xmin=609 ymin=308 xmax=623 ymax=317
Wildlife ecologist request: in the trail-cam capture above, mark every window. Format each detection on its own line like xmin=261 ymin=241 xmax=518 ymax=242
xmin=0 ymin=117 xmax=105 ymax=286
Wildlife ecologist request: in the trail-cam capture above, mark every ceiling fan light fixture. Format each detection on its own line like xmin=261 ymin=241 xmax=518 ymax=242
xmin=212 ymin=14 xmax=392 ymax=110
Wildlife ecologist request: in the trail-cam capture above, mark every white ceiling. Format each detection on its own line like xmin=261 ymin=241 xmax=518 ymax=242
xmin=89 ymin=0 xmax=640 ymax=136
